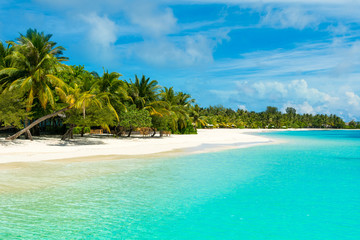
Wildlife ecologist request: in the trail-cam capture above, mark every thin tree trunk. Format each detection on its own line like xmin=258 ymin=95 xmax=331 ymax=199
xmin=6 ymin=106 xmax=71 ymax=141
xmin=26 ymin=129 xmax=33 ymax=141
xmin=151 ymin=128 xmax=156 ymax=137
xmin=61 ymin=124 xmax=76 ymax=141
xmin=70 ymin=126 xmax=74 ymax=139
xmin=114 ymin=126 xmax=120 ymax=137
xmin=24 ymin=117 xmax=33 ymax=140
xmin=32 ymin=124 xmax=41 ymax=136
xmin=80 ymin=127 xmax=85 ymax=137
xmin=127 ymin=126 xmax=132 ymax=137
xmin=114 ymin=125 xmax=123 ymax=137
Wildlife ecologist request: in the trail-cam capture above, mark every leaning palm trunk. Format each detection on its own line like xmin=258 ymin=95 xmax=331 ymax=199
xmin=6 ymin=106 xmax=71 ymax=140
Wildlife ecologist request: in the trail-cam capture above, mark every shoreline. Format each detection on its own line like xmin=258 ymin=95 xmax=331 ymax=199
xmin=0 ymin=129 xmax=280 ymax=164
xmin=0 ymin=128 xmax=341 ymax=165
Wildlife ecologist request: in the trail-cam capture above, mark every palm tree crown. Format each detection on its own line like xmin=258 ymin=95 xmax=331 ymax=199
xmin=127 ymin=75 xmax=160 ymax=109
xmin=0 ymin=28 xmax=68 ymax=111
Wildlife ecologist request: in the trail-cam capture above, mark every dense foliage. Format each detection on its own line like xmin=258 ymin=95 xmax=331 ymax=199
xmin=0 ymin=29 xmax=359 ymax=140
xmin=0 ymin=88 xmax=27 ymax=128
xmin=197 ymin=106 xmax=355 ymax=129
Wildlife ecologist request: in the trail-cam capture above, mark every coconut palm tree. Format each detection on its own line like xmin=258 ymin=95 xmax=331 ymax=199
xmin=54 ymin=67 xmax=127 ymax=139
xmin=126 ymin=74 xmax=160 ymax=109
xmin=189 ymin=104 xmax=207 ymax=128
xmin=177 ymin=91 xmax=195 ymax=107
xmin=5 ymin=29 xmax=68 ymax=109
xmin=1 ymin=29 xmax=69 ymax=139
xmin=159 ymin=87 xmax=192 ymax=132
xmin=0 ymin=41 xmax=15 ymax=87
xmin=5 ymin=77 xmax=108 ymax=141
xmin=0 ymin=41 xmax=12 ymax=69
xmin=92 ymin=69 xmax=128 ymax=117
xmin=124 ymin=74 xmax=169 ymax=136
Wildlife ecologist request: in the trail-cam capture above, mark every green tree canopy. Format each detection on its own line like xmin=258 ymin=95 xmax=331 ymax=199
xmin=118 ymin=105 xmax=152 ymax=137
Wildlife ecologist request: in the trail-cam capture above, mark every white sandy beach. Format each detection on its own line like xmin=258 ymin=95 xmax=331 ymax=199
xmin=0 ymin=129 xmax=275 ymax=164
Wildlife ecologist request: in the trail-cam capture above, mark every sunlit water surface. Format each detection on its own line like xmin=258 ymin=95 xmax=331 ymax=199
xmin=1 ymin=130 xmax=359 ymax=239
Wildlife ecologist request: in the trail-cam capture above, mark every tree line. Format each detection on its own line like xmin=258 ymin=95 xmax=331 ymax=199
xmin=197 ymin=105 xmax=359 ymax=129
xmin=0 ymin=29 xmax=359 ymax=140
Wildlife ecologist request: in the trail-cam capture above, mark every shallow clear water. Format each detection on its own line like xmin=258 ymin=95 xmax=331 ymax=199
xmin=1 ymin=130 xmax=359 ymax=239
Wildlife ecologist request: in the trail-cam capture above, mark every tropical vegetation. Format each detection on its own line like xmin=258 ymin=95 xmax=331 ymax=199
xmin=0 ymin=29 xmax=359 ymax=140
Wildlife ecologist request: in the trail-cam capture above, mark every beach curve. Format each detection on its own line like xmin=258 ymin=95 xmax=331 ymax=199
xmin=0 ymin=129 xmax=275 ymax=164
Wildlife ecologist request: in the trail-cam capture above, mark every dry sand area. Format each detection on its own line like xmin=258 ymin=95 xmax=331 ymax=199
xmin=0 ymin=129 xmax=275 ymax=164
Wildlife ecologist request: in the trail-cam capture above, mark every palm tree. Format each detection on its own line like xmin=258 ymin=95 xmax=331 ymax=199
xmin=0 ymin=29 xmax=66 ymax=138
xmin=124 ymin=75 xmax=169 ymax=136
xmin=5 ymin=75 xmax=112 ymax=141
xmin=58 ymin=67 xmax=132 ymax=139
xmin=159 ymin=87 xmax=192 ymax=132
xmin=0 ymin=41 xmax=12 ymax=69
xmin=189 ymin=104 xmax=207 ymax=128
xmin=177 ymin=91 xmax=195 ymax=106
xmin=126 ymin=75 xmax=160 ymax=109
xmin=52 ymin=67 xmax=127 ymax=139
xmin=1 ymin=29 xmax=69 ymax=139
xmin=92 ymin=69 xmax=128 ymax=117
xmin=0 ymin=41 xmax=15 ymax=87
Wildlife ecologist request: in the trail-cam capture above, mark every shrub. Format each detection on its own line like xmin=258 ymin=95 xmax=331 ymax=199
xmin=73 ymin=127 xmax=91 ymax=134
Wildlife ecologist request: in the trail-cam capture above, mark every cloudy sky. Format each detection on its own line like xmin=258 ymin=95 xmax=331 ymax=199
xmin=1 ymin=0 xmax=360 ymax=120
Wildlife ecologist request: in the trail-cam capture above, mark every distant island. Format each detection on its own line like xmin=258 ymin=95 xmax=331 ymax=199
xmin=1 ymin=29 xmax=359 ymax=141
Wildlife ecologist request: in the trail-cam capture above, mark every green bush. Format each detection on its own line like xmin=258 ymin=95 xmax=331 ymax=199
xmin=73 ymin=127 xmax=91 ymax=134
xmin=179 ymin=124 xmax=197 ymax=134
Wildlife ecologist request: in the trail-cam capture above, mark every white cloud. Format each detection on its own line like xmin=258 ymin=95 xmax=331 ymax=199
xmin=210 ymin=38 xmax=360 ymax=86
xmin=189 ymin=37 xmax=360 ymax=120
xmin=346 ymin=91 xmax=360 ymax=107
xmin=130 ymin=36 xmax=214 ymax=66
xmin=228 ymin=79 xmax=358 ymax=116
xmin=36 ymin=0 xmax=178 ymax=37
xmin=15 ymin=0 xmax=360 ymax=120
xmin=78 ymin=13 xmax=123 ymax=66
xmin=128 ymin=28 xmax=230 ymax=66
xmin=222 ymin=78 xmax=360 ymax=120
xmin=62 ymin=0 xmax=229 ymax=67
xmin=326 ymin=23 xmax=349 ymax=35
xmin=123 ymin=2 xmax=177 ymax=37
xmin=130 ymin=36 xmax=209 ymax=66
xmin=288 ymin=79 xmax=338 ymax=103
xmin=34 ymin=0 xmax=360 ymax=32
xmin=171 ymin=0 xmax=360 ymax=32
xmin=82 ymin=13 xmax=118 ymax=48
xmin=261 ymin=6 xmax=320 ymax=30
xmin=30 ymin=0 xmax=360 ymax=69
xmin=236 ymin=79 xmax=338 ymax=105
xmin=281 ymin=101 xmax=315 ymax=114
xmin=344 ymin=91 xmax=360 ymax=120
xmin=238 ymin=104 xmax=247 ymax=110
xmin=332 ymin=42 xmax=360 ymax=77
xmin=252 ymin=81 xmax=288 ymax=98
xmin=117 ymin=1 xmax=230 ymax=66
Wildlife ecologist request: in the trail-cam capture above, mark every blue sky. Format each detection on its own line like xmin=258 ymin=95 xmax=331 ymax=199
xmin=1 ymin=0 xmax=360 ymax=120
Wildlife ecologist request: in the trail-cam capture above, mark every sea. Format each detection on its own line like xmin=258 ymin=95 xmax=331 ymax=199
xmin=0 ymin=130 xmax=359 ymax=239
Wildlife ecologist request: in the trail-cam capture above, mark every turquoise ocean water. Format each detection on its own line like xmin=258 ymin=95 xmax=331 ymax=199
xmin=0 ymin=130 xmax=359 ymax=239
